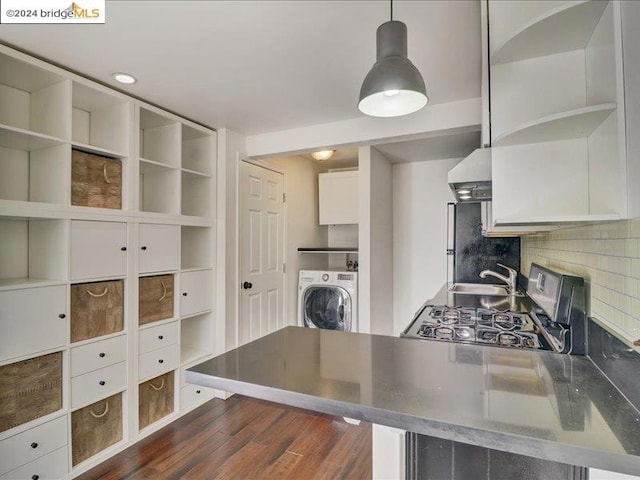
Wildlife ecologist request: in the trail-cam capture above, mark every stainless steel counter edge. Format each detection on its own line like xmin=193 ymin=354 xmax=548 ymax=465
xmin=186 ymin=370 xmax=640 ymax=475
xmin=185 ymin=327 xmax=640 ymax=475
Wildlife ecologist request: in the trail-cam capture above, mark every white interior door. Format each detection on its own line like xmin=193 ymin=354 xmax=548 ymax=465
xmin=239 ymin=161 xmax=285 ymax=345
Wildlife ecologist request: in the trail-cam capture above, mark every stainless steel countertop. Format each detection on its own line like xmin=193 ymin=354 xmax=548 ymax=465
xmin=186 ymin=326 xmax=640 ymax=476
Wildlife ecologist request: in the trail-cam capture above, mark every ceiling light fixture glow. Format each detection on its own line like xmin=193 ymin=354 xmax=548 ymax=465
xmin=112 ymin=72 xmax=137 ymax=84
xmin=459 ymin=195 xmax=472 ymax=200
xmin=457 ymin=189 xmax=471 ymax=195
xmin=358 ymin=0 xmax=428 ymax=117
xmin=311 ymin=150 xmax=335 ymax=161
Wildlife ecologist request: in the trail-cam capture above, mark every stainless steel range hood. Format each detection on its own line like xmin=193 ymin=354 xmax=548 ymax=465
xmin=448 ymin=148 xmax=492 ymax=202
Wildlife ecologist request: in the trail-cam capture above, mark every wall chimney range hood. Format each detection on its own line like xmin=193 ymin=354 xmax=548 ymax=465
xmin=448 ymin=148 xmax=492 ymax=202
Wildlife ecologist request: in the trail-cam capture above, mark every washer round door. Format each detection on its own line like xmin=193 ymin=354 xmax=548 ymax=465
xmin=302 ymin=286 xmax=352 ymax=331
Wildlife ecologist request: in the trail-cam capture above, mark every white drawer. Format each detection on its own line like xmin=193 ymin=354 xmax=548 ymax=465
xmin=139 ymin=344 xmax=178 ymax=382
xmin=180 ymin=384 xmax=215 ymax=411
xmin=0 ymin=286 xmax=66 ymax=363
xmin=71 ymin=361 xmax=127 ymax=410
xmin=71 ymin=335 xmax=127 ymax=377
xmin=139 ymin=322 xmax=179 ymax=355
xmin=0 ymin=445 xmax=68 ymax=480
xmin=0 ymin=416 xmax=67 ymax=476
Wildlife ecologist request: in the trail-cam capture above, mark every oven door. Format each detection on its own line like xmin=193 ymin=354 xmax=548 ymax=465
xmin=302 ymin=286 xmax=352 ymax=331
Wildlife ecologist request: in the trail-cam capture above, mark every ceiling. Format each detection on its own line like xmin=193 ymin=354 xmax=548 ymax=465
xmin=376 ymin=131 xmax=480 ymax=163
xmin=0 ymin=1 xmax=481 ymax=136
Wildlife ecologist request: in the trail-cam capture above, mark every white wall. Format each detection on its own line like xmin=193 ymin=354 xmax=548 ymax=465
xmin=220 ymin=128 xmax=246 ymax=351
xmin=359 ymin=146 xmax=394 ymax=336
xmin=264 ymin=155 xmax=328 ymax=326
xmin=392 ymin=158 xmax=461 ymax=336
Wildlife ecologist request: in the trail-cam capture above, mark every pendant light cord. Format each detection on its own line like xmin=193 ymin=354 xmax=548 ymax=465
xmin=390 ymin=0 xmax=393 ymax=21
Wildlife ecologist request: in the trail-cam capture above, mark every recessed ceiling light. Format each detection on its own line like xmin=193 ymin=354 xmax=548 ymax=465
xmin=311 ymin=150 xmax=335 ymax=161
xmin=112 ymin=72 xmax=137 ymax=84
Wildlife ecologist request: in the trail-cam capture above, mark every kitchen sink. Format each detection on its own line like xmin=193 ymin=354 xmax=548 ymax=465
xmin=448 ymin=283 xmax=524 ymax=296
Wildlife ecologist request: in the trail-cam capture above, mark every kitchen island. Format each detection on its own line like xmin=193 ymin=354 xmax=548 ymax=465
xmin=186 ymin=325 xmax=640 ymax=476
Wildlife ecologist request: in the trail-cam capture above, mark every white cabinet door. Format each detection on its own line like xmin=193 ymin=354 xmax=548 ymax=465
xmin=319 ymin=171 xmax=358 ymax=225
xmin=70 ymin=221 xmax=127 ymax=280
xmin=0 ymin=286 xmax=66 ymax=362
xmin=180 ymin=270 xmax=212 ymax=317
xmin=139 ymin=224 xmax=179 ymax=274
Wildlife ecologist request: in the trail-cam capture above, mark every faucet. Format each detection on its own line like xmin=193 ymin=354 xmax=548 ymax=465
xmin=479 ymin=263 xmax=518 ymax=294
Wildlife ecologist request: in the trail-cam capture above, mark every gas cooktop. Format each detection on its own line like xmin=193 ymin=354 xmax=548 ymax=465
xmin=401 ymin=265 xmax=586 ymax=354
xmin=402 ymin=305 xmax=545 ymax=349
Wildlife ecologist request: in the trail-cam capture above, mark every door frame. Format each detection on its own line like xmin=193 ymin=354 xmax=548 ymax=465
xmin=236 ymin=156 xmax=288 ymax=346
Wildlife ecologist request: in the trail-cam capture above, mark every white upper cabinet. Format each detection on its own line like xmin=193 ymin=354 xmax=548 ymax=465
xmin=139 ymin=224 xmax=180 ymax=274
xmin=318 ymin=171 xmax=359 ymax=225
xmin=70 ymin=220 xmax=127 ymax=280
xmin=487 ymin=0 xmax=635 ymax=226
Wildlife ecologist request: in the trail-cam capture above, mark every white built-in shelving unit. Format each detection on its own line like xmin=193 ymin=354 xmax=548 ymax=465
xmin=488 ymin=0 xmax=637 ymax=228
xmin=0 ymin=44 xmax=222 ymax=480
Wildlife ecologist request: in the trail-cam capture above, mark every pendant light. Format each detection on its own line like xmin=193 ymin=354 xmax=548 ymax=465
xmin=358 ymin=0 xmax=428 ymax=117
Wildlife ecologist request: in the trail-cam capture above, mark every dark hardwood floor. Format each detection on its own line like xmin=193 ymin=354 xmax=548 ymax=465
xmin=77 ymin=395 xmax=372 ymax=480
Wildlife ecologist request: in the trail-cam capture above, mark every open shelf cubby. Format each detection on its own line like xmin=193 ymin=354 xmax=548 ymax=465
xmin=180 ymin=313 xmax=213 ymax=365
xmin=491 ymin=0 xmax=610 ymax=65
xmin=0 ymin=52 xmax=70 ymax=141
xmin=139 ymin=108 xmax=180 ymax=168
xmin=181 ymin=226 xmax=213 ymax=270
xmin=182 ymin=125 xmax=214 ymax=176
xmin=72 ymin=83 xmax=129 ymax=156
xmin=0 ymin=218 xmax=67 ymax=290
xmin=181 ymin=171 xmax=212 ymax=218
xmin=0 ymin=141 xmax=69 ymax=205
xmin=139 ymin=161 xmax=180 ymax=215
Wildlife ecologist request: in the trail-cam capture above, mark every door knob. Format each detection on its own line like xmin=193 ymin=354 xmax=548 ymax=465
xmin=242 ymin=281 xmax=253 ymax=290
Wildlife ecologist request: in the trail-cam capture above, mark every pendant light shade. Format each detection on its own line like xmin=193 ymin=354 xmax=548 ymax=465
xmin=358 ymin=20 xmax=428 ymax=117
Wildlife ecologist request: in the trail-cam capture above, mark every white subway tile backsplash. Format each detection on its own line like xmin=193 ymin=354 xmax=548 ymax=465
xmin=522 ymin=219 xmax=640 ymax=344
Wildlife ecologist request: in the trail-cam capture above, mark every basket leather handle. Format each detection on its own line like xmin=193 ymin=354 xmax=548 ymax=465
xmin=103 ymin=163 xmax=112 ymax=184
xmin=150 ymin=378 xmax=165 ymax=391
xmin=86 ymin=287 xmax=108 ymax=298
xmin=90 ymin=401 xmax=109 ymax=418
xmin=158 ymin=281 xmax=167 ymax=302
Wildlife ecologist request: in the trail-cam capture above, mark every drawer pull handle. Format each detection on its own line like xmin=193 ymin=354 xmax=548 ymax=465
xmin=90 ymin=401 xmax=109 ymax=418
xmin=158 ymin=281 xmax=168 ymax=302
xmin=158 ymin=335 xmax=164 ymax=340
xmin=121 ymin=246 xmax=127 ymax=251
xmin=196 ymin=390 xmax=201 ymax=394
xmin=87 ymin=287 xmax=108 ymax=298
xmin=99 ymin=380 xmax=106 ymax=386
xmin=141 ymin=246 xmax=147 ymax=251
xmin=150 ymin=378 xmax=165 ymax=391
xmin=99 ymin=352 xmax=106 ymax=358
xmin=103 ymin=163 xmax=112 ymax=184
xmin=158 ymin=359 xmax=164 ymax=364
xmin=58 ymin=313 xmax=66 ymax=319
xmin=182 ymin=292 xmax=188 ymax=297
xmin=30 ymin=442 xmax=38 ymax=449
xmin=32 ymin=475 xmax=39 ymax=480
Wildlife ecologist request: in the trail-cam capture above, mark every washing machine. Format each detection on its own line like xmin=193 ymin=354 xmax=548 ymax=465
xmin=298 ymin=270 xmax=358 ymax=332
